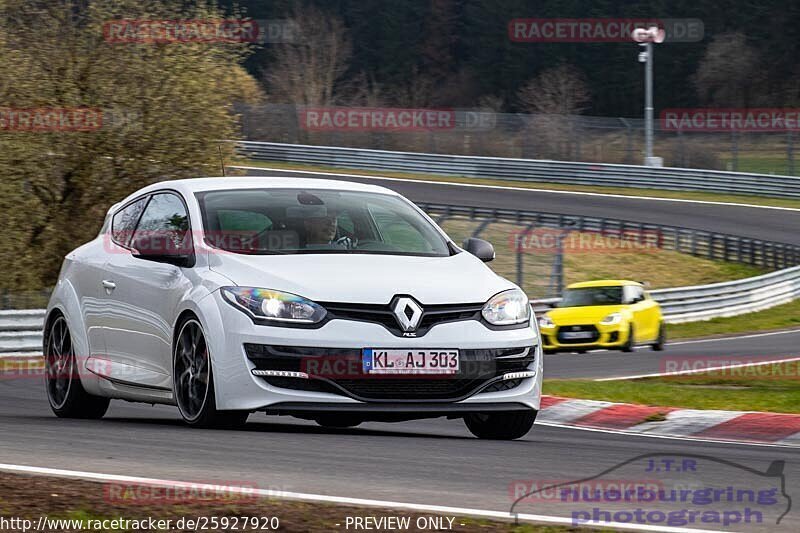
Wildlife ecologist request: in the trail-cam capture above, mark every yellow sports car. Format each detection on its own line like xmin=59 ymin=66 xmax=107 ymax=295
xmin=538 ymin=280 xmax=665 ymax=354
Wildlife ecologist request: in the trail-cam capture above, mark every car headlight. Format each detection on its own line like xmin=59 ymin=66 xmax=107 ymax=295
xmin=221 ymin=287 xmax=327 ymax=324
xmin=538 ymin=315 xmax=555 ymax=328
xmin=600 ymin=312 xmax=622 ymax=325
xmin=482 ymin=289 xmax=531 ymax=326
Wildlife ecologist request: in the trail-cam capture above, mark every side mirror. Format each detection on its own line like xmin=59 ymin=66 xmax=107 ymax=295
xmin=463 ymin=237 xmax=495 ymax=262
xmin=131 ymin=233 xmax=193 ymax=267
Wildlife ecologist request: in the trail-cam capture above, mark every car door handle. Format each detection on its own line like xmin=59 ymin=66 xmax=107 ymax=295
xmin=101 ymin=280 xmax=116 ymax=291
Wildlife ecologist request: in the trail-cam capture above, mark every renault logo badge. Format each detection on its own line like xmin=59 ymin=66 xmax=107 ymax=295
xmin=392 ymin=297 xmax=423 ymax=332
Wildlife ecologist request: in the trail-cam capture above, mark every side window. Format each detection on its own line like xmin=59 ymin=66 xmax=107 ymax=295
xmin=337 ymin=211 xmax=355 ymax=235
xmin=111 ymin=197 xmax=147 ymax=246
xmin=368 ymin=203 xmax=429 ymax=252
xmin=624 ymin=285 xmax=644 ymax=304
xmin=217 ymin=209 xmax=272 ymax=233
xmin=133 ymin=193 xmax=191 ymax=251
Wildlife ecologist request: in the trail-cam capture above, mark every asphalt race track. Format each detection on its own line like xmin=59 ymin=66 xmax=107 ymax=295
xmin=233 ymin=166 xmax=800 ymax=244
xmin=1 ymin=377 xmax=799 ymax=532
xmin=545 ymin=330 xmax=800 ymax=379
xmin=4 ymin=171 xmax=800 ymax=531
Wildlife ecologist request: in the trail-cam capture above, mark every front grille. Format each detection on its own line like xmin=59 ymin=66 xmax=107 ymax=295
xmin=246 ymin=344 xmax=535 ymax=402
xmin=320 ymin=301 xmax=483 ymax=337
xmin=479 ymin=379 xmax=523 ymax=394
xmin=556 ymin=325 xmax=600 ymax=344
xmin=329 ymin=378 xmax=489 ymax=400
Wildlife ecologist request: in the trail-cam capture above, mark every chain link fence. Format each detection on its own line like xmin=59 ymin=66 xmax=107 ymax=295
xmin=236 ymin=104 xmax=798 ymax=176
xmin=420 ymin=203 xmax=799 ymax=299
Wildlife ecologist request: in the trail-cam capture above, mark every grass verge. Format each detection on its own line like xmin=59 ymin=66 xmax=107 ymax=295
xmin=0 ymin=472 xmax=581 ymax=532
xmin=666 ymin=299 xmax=800 ymax=340
xmin=543 ymin=361 xmax=800 ymax=414
xmin=232 ymin=159 xmax=800 ymax=210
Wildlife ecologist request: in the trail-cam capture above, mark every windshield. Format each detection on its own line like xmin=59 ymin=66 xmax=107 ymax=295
xmin=196 ymin=188 xmax=451 ymax=256
xmin=558 ymin=286 xmax=623 ymax=307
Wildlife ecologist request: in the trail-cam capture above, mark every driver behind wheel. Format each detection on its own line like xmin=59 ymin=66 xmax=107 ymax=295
xmin=303 ymin=212 xmax=355 ymax=249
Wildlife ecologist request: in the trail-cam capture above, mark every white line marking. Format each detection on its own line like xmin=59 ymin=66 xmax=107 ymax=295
xmin=667 ymin=329 xmax=800 ymax=346
xmin=230 ymin=165 xmax=800 ymax=212
xmin=542 ymin=329 xmax=800 ymax=357
xmin=594 ymin=356 xmax=800 ymax=381
xmin=535 ymin=421 xmax=800 ymax=449
xmin=0 ymin=463 xmax=733 ymax=533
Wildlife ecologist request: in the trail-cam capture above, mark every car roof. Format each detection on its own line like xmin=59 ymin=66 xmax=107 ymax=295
xmin=567 ymin=279 xmax=644 ymax=289
xmin=118 ymin=176 xmax=399 ymax=206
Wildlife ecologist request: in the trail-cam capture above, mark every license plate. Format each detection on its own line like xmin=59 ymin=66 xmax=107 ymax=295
xmin=561 ymin=331 xmax=594 ymax=340
xmin=362 ymin=349 xmax=459 ymax=375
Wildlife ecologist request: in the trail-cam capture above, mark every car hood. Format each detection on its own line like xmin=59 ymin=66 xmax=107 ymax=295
xmin=546 ymin=305 xmax=626 ymax=324
xmin=208 ymin=251 xmax=514 ymax=305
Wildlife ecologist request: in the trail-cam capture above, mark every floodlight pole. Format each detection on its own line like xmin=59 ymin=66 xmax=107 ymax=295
xmin=634 ymin=26 xmax=663 ymax=166
xmin=644 ymin=41 xmax=654 ymax=165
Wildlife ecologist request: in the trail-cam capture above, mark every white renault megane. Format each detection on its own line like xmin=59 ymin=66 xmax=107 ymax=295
xmin=44 ymin=177 xmax=542 ymax=439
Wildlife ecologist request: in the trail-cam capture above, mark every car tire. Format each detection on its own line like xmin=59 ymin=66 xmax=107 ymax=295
xmin=174 ymin=317 xmax=249 ymax=429
xmin=652 ymin=323 xmax=666 ymax=351
xmin=44 ymin=313 xmax=110 ymax=419
xmin=622 ymin=324 xmax=635 ymax=352
xmin=315 ymin=415 xmax=362 ymax=429
xmin=464 ymin=410 xmax=537 ymax=440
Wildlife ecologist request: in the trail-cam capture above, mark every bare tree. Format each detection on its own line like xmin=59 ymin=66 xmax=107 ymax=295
xmin=693 ymin=32 xmax=760 ymax=107
xmin=517 ymin=64 xmax=591 ymax=115
xmin=477 ymin=94 xmax=505 ymax=112
xmin=345 ymin=71 xmax=384 ymax=107
xmin=0 ymin=0 xmax=260 ymax=289
xmin=388 ymin=66 xmax=437 ymax=107
xmin=262 ymin=5 xmax=353 ymax=105
xmin=516 ymin=64 xmax=590 ymax=160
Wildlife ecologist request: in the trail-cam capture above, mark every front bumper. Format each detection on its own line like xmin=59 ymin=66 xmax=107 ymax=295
xmin=540 ymin=322 xmax=630 ymax=351
xmin=202 ymin=291 xmax=542 ymax=413
xmin=264 ymin=401 xmax=533 ymax=422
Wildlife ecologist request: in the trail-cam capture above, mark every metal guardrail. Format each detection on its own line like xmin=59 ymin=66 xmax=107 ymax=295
xmin=0 ymin=310 xmax=45 ymax=355
xmin=235 ymin=141 xmax=800 ymax=199
xmin=5 ymin=265 xmax=797 ymax=354
xmin=651 ymin=266 xmax=800 ymax=323
xmin=5 ymin=200 xmax=799 ymax=353
xmin=532 ymin=266 xmax=800 ymax=324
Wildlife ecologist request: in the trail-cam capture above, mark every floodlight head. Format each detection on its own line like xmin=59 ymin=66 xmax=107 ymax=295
xmin=632 ymin=26 xmax=665 ymax=43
